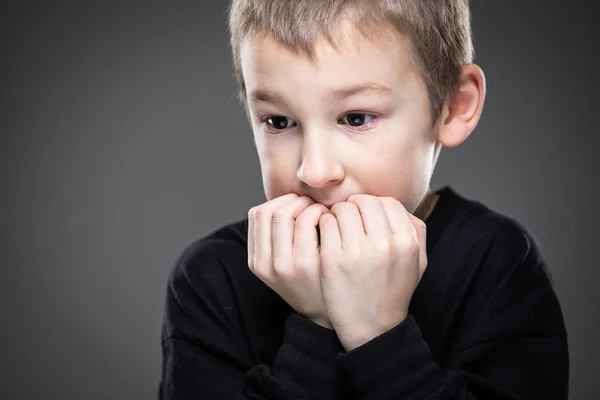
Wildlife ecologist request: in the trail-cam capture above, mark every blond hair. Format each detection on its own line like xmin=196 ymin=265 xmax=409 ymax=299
xmin=227 ymin=0 xmax=474 ymax=124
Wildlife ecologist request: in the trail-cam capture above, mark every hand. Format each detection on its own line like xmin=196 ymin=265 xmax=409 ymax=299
xmin=318 ymin=194 xmax=428 ymax=351
xmin=248 ymin=193 xmax=333 ymax=329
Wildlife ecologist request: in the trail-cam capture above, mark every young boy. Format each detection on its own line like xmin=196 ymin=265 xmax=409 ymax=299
xmin=159 ymin=1 xmax=569 ymax=398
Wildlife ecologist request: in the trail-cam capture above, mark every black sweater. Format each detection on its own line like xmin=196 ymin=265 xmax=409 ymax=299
xmin=159 ymin=186 xmax=569 ymax=399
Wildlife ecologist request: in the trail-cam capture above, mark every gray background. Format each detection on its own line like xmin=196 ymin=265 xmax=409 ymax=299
xmin=1 ymin=0 xmax=598 ymax=399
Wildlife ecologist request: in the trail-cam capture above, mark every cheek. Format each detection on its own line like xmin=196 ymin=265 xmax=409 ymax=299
xmin=259 ymin=150 xmax=298 ymax=199
xmin=366 ymin=134 xmax=423 ymax=177
xmin=354 ymin=135 xmax=431 ymax=209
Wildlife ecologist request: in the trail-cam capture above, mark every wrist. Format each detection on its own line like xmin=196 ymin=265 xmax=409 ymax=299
xmin=339 ymin=314 xmax=408 ymax=351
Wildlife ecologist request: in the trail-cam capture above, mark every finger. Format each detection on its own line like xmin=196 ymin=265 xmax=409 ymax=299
xmin=272 ymin=196 xmax=315 ymax=274
xmin=347 ymin=195 xmax=391 ymax=242
xmin=378 ymin=197 xmax=412 ymax=236
xmin=406 ymin=212 xmax=428 ymax=279
xmin=380 ymin=197 xmax=428 ymax=278
xmin=249 ymin=193 xmax=298 ymax=274
xmin=293 ymin=203 xmax=329 ymax=261
xmin=318 ymin=212 xmax=341 ymax=273
xmin=329 ymin=202 xmax=365 ymax=249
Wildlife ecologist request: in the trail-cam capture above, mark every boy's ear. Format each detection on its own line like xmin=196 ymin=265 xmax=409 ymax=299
xmin=436 ymin=64 xmax=486 ymax=148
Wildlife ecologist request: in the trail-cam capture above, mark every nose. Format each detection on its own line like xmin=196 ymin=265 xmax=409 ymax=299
xmin=296 ymin=132 xmax=344 ymax=188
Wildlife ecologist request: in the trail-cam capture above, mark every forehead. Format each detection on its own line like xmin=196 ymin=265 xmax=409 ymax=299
xmin=240 ymin=22 xmax=418 ymax=94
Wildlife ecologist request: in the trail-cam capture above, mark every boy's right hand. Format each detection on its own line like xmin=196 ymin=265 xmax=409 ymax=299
xmin=248 ymin=193 xmax=333 ymax=329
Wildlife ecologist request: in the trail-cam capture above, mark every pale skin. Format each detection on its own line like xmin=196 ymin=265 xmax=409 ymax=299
xmin=244 ymin=20 xmax=485 ymax=352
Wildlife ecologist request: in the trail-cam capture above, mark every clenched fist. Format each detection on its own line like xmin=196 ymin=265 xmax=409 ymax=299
xmin=247 ymin=193 xmax=333 ymax=329
xmin=318 ymin=194 xmax=429 ymax=351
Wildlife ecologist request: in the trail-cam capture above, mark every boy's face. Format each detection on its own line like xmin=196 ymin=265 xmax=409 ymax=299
xmin=240 ymin=21 xmax=441 ymax=213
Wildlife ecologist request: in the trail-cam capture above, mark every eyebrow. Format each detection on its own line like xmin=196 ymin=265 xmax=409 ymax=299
xmin=248 ymin=82 xmax=394 ymax=105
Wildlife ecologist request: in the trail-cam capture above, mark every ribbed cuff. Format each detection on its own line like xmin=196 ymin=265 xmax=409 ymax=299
xmin=269 ymin=313 xmax=348 ymax=399
xmin=336 ymin=314 xmax=437 ymax=398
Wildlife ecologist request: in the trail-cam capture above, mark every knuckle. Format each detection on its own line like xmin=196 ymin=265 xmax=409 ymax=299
xmin=395 ymin=234 xmax=418 ymax=251
xmin=301 ymin=194 xmax=315 ymax=203
xmin=318 ymin=212 xmax=331 ymax=223
xmin=374 ymin=239 xmax=391 ymax=253
xmin=296 ymin=209 xmax=319 ymax=227
xmin=304 ymin=202 xmax=323 ymax=213
xmin=348 ymin=193 xmax=374 ymax=204
xmin=249 ymin=206 xmax=260 ymax=221
xmin=330 ymin=202 xmax=343 ymax=213
xmin=272 ymin=257 xmax=291 ymax=273
xmin=332 ymin=202 xmax=355 ymax=213
xmin=272 ymin=209 xmax=288 ymax=223
xmin=379 ymin=196 xmax=397 ymax=206
xmin=254 ymin=207 xmax=268 ymax=221
xmin=347 ymin=193 xmax=363 ymax=202
xmin=344 ymin=245 xmax=362 ymax=261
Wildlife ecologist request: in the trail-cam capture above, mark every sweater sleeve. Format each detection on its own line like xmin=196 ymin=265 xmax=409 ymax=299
xmin=159 ymin=239 xmax=348 ymax=400
xmin=336 ymin=224 xmax=569 ymax=400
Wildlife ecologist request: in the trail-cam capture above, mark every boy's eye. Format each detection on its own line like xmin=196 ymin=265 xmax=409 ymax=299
xmin=265 ymin=116 xmax=297 ymax=130
xmin=340 ymin=113 xmax=374 ymax=127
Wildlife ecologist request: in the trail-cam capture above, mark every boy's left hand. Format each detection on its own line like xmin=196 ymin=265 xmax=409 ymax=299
xmin=318 ymin=194 xmax=428 ymax=352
